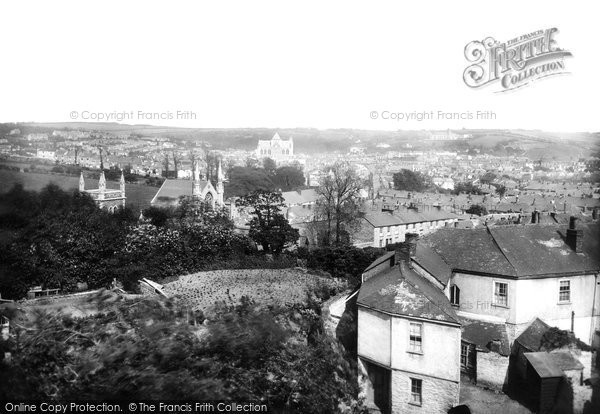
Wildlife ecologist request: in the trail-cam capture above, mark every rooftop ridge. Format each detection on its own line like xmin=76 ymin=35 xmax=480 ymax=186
xmin=486 ymin=225 xmax=519 ymax=276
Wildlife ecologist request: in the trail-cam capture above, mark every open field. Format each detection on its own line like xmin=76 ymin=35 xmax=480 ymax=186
xmin=0 ymin=170 xmax=157 ymax=211
xmin=163 ymin=268 xmax=343 ymax=312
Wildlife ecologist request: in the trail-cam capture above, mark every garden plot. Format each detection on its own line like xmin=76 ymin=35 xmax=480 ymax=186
xmin=163 ymin=268 xmax=341 ymax=311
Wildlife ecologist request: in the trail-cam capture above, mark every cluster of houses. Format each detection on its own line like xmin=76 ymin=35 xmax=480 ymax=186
xmin=345 ymin=215 xmax=600 ymax=413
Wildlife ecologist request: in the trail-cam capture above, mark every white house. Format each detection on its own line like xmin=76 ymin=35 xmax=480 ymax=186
xmin=357 ymin=239 xmax=462 ymax=413
xmin=355 ymin=209 xmax=458 ymax=248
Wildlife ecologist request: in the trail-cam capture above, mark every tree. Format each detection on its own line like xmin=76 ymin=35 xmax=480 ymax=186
xmin=236 ymin=190 xmax=298 ymax=253
xmin=271 ymin=165 xmax=305 ymax=192
xmin=480 ymin=171 xmax=497 ymax=185
xmin=315 ymin=163 xmax=363 ymax=246
xmin=172 ymin=151 xmax=180 ymax=176
xmin=466 ymin=204 xmax=488 ymax=216
xmin=162 ymin=153 xmax=170 ymax=178
xmin=225 ymin=167 xmax=274 ymax=198
xmin=392 ymin=169 xmax=431 ymax=192
xmin=262 ymin=157 xmax=277 ymax=175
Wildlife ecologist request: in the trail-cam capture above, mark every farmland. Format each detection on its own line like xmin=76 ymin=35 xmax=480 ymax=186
xmin=163 ymin=268 xmax=344 ymax=312
xmin=0 ymin=170 xmax=157 ymax=211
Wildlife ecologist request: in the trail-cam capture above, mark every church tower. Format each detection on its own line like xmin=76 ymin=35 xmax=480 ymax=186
xmin=79 ymin=172 xmax=85 ymax=192
xmin=216 ymin=159 xmax=224 ymax=207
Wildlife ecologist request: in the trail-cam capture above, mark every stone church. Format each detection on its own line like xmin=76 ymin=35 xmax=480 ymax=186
xmin=79 ymin=171 xmax=126 ymax=213
xmin=256 ymin=132 xmax=294 ymax=163
xmin=150 ymin=160 xmax=224 ymax=209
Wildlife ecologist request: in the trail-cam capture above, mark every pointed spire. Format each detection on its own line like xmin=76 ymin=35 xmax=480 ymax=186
xmin=216 ymin=159 xmax=224 ymax=207
xmin=79 ymin=171 xmax=85 ymax=192
xmin=193 ymin=162 xmax=201 ymax=197
xmin=217 ymin=159 xmax=223 ymax=181
xmin=120 ymin=171 xmax=126 ymax=195
xmin=99 ymin=171 xmax=106 ymax=192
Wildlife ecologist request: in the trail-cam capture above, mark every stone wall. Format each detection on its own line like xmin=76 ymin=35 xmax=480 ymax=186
xmin=476 ymin=351 xmax=510 ymax=390
xmin=391 ymin=370 xmax=459 ymax=414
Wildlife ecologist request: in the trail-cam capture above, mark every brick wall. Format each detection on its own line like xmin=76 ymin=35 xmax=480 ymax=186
xmin=477 ymin=351 xmax=509 ymax=390
xmin=391 ymin=370 xmax=459 ymax=414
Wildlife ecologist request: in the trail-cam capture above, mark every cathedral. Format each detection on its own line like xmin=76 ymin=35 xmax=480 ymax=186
xmin=256 ymin=132 xmax=294 ymax=163
xmin=150 ymin=160 xmax=224 ymax=209
xmin=79 ymin=171 xmax=126 ymax=213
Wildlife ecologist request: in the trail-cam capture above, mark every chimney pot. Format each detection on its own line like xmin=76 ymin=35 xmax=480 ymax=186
xmin=566 ymin=217 xmax=583 ymax=253
xmin=569 ymin=216 xmax=577 ymax=230
xmin=395 ymin=233 xmax=418 ymax=266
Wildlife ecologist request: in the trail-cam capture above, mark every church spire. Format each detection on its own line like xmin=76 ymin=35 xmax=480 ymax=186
xmin=120 ymin=171 xmax=126 ymax=196
xmin=192 ymin=161 xmax=201 ymax=197
xmin=79 ymin=171 xmax=85 ymax=192
xmin=99 ymin=171 xmax=106 ymax=191
xmin=98 ymin=171 xmax=106 ymax=200
xmin=216 ymin=159 xmax=224 ymax=207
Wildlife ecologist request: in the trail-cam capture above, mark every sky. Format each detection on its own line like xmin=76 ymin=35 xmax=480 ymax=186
xmin=1 ymin=0 xmax=599 ymax=132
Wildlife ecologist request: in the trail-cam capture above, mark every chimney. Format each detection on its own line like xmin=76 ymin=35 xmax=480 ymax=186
xmin=566 ymin=216 xmax=583 ymax=253
xmin=395 ymin=233 xmax=418 ymax=266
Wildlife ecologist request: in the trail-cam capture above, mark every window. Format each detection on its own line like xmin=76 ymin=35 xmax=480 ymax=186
xmin=410 ymin=378 xmax=422 ymax=406
xmin=409 ymin=323 xmax=422 ymax=353
xmin=450 ymin=285 xmax=460 ymax=306
xmin=460 ymin=343 xmax=468 ymax=368
xmin=559 ymin=280 xmax=571 ymax=303
xmin=494 ymin=282 xmax=508 ymax=306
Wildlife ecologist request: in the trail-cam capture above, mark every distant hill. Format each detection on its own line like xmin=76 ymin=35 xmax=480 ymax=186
xmin=4 ymin=122 xmax=599 ymax=158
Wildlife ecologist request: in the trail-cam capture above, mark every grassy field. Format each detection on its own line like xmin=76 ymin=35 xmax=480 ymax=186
xmin=163 ymin=268 xmax=343 ymax=313
xmin=0 ymin=170 xmax=157 ymax=211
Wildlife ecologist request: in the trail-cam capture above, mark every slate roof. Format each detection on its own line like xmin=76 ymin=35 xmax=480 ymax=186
xmin=363 ymin=212 xmax=403 ymax=227
xmin=420 ymin=223 xmax=600 ymax=278
xmin=413 ymin=244 xmax=452 ymax=286
xmin=515 ymin=318 xmax=551 ymax=351
xmin=357 ymin=261 xmax=460 ymax=324
xmin=525 ymin=352 xmax=583 ymax=378
xmin=460 ymin=318 xmax=510 ymax=356
xmin=363 ymin=251 xmax=395 ymax=273
xmin=363 ymin=209 xmax=458 ymax=228
xmin=151 ymin=179 xmax=210 ymax=204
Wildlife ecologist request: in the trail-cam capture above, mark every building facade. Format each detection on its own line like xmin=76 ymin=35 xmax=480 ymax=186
xmin=256 ymin=132 xmax=293 ymax=163
xmin=79 ymin=171 xmax=126 ymax=213
xmin=357 ymin=241 xmax=462 ymax=414
xmin=150 ymin=160 xmax=224 ymax=209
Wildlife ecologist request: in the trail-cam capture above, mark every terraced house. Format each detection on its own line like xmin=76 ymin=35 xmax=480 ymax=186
xmin=355 ymin=208 xmax=458 ymax=248
xmin=357 ymin=217 xmax=600 ymax=412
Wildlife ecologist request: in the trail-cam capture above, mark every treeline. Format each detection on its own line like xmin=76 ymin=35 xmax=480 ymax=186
xmin=0 ymin=184 xmax=260 ymax=299
xmin=225 ymin=158 xmax=305 ymax=198
xmin=0 ymin=184 xmax=382 ymax=300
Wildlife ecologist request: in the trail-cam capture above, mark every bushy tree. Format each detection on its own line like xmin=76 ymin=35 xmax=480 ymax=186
xmin=236 ymin=190 xmax=299 ymax=253
xmin=271 ymin=165 xmax=306 ymax=192
xmin=466 ymin=204 xmax=488 ymax=216
xmin=0 ymin=294 xmax=366 ymax=413
xmin=392 ymin=169 xmax=431 ymax=192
